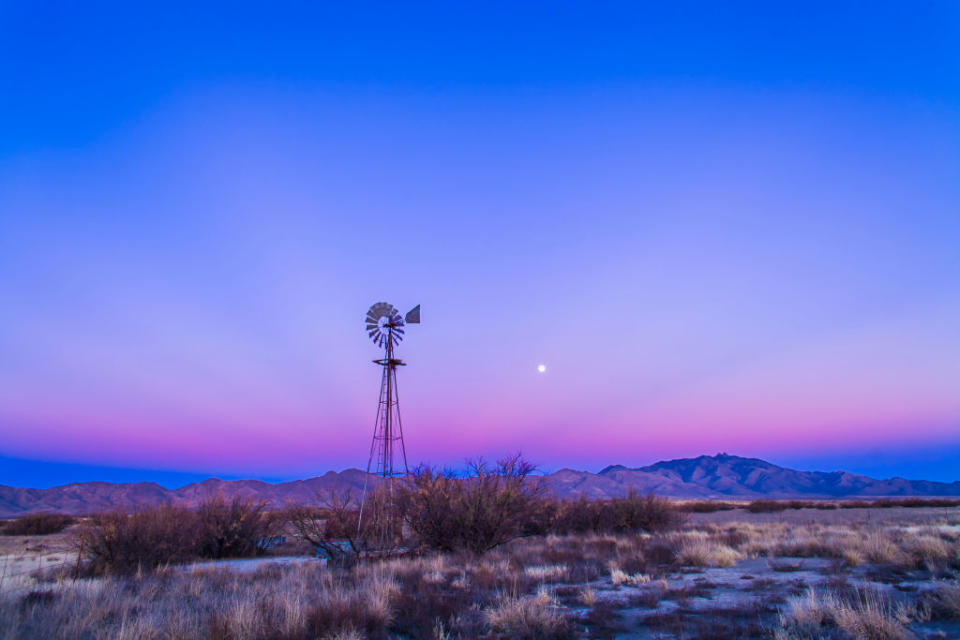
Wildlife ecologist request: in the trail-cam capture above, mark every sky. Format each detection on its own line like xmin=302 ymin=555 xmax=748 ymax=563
xmin=1 ymin=2 xmax=959 ymax=488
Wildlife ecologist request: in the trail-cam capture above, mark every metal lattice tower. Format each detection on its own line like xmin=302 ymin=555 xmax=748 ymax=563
xmin=359 ymin=302 xmax=419 ymax=547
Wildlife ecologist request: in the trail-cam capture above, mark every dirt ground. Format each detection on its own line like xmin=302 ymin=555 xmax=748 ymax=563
xmin=0 ymin=524 xmax=80 ymax=584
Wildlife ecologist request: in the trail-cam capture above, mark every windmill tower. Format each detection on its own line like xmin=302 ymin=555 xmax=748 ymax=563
xmin=359 ymin=301 xmax=419 ymax=546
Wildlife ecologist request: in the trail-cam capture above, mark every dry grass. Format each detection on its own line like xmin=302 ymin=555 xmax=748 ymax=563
xmin=776 ymin=587 xmax=917 ymax=640
xmin=2 ymin=506 xmax=959 ymax=639
xmin=485 ymin=587 xmax=574 ymax=640
xmin=676 ymin=533 xmax=743 ymax=567
xmin=524 ymin=564 xmax=569 ymax=582
xmin=699 ymin=520 xmax=960 ymax=574
xmin=579 ymin=586 xmax=597 ymax=606
xmin=923 ymin=580 xmax=960 ymax=620
xmin=2 ymin=563 xmax=398 ymax=640
xmin=609 ymin=566 xmax=650 ymax=586
xmin=832 ymin=589 xmax=915 ymax=640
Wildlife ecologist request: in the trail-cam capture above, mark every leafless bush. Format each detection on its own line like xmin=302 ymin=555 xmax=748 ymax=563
xmin=1 ymin=513 xmax=75 ymax=536
xmin=680 ymin=500 xmax=741 ymax=513
xmin=552 ymin=490 xmax=683 ymax=535
xmin=550 ymin=496 xmax=605 ymax=534
xmin=79 ymin=497 xmax=275 ymax=575
xmin=839 ymin=498 xmax=960 ymax=509
xmin=195 ymin=495 xmax=276 ymax=559
xmin=287 ymin=490 xmax=368 ymax=564
xmin=607 ymin=491 xmax=684 ymax=533
xmin=80 ymin=505 xmax=201 ymax=575
xmin=747 ymin=499 xmax=790 ymax=513
xmin=746 ymin=499 xmax=844 ymax=512
xmin=397 ymin=454 xmax=546 ymax=554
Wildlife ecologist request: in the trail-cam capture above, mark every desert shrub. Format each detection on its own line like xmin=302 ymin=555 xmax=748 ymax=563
xmin=552 ymin=492 xmax=682 ymax=535
xmin=80 ymin=497 xmax=273 ymax=575
xmin=643 ymin=535 xmax=680 ymax=566
xmin=606 ymin=491 xmax=683 ymax=533
xmin=745 ymin=499 xmax=845 ymax=512
xmin=680 ymin=500 xmax=740 ymax=513
xmin=288 ymin=487 xmax=400 ymax=564
xmin=80 ymin=505 xmax=201 ymax=575
xmin=551 ymin=497 xmax=606 ymax=534
xmin=1 ymin=513 xmax=76 ymax=535
xmin=838 ymin=500 xmax=873 ymax=509
xmin=195 ymin=495 xmax=275 ymax=559
xmin=747 ymin=500 xmax=787 ymax=513
xmin=837 ymin=498 xmax=960 ymax=509
xmin=397 ymin=454 xmax=545 ymax=554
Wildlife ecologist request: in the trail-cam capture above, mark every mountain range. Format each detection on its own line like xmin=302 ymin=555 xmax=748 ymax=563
xmin=2 ymin=454 xmax=959 ymax=517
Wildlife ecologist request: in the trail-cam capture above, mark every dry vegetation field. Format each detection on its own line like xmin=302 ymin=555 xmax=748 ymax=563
xmin=1 ymin=467 xmax=959 ymax=639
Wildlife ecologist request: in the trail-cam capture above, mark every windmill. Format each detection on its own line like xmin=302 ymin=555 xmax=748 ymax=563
xmin=358 ymin=301 xmax=420 ymax=546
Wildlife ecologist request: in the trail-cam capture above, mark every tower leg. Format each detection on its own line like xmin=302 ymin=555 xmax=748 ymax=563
xmin=358 ymin=327 xmax=409 ymax=550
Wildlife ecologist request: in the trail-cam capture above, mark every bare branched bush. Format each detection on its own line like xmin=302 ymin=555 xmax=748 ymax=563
xmin=397 ymin=454 xmax=545 ymax=554
xmin=80 ymin=505 xmax=201 ymax=575
xmin=607 ymin=491 xmax=684 ymax=533
xmin=552 ymin=490 xmax=683 ymax=535
xmin=747 ymin=499 xmax=788 ymax=513
xmin=79 ymin=497 xmax=276 ymax=575
xmin=744 ymin=498 xmax=960 ymax=513
xmin=195 ymin=495 xmax=275 ymax=559
xmin=840 ymin=498 xmax=960 ymax=509
xmin=288 ymin=490 xmax=365 ymax=564
xmin=1 ymin=513 xmax=75 ymax=536
xmin=680 ymin=500 xmax=741 ymax=513
xmin=550 ymin=496 xmax=605 ymax=534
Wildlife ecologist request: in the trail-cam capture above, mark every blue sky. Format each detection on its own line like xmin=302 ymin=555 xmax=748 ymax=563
xmin=1 ymin=2 xmax=959 ymax=488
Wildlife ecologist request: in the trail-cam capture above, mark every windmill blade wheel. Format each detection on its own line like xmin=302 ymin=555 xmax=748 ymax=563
xmin=364 ymin=301 xmax=404 ymax=347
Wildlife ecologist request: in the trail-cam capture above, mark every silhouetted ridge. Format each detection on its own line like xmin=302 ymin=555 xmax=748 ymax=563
xmin=2 ymin=455 xmax=959 ymax=516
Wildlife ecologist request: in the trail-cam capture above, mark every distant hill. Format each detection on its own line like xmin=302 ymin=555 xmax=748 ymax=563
xmin=2 ymin=454 xmax=959 ymax=517
xmin=0 ymin=470 xmax=369 ymax=518
xmin=542 ymin=453 xmax=960 ymax=500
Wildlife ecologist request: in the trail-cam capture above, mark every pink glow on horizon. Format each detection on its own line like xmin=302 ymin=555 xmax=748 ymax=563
xmin=2 ymin=87 xmax=959 ymax=478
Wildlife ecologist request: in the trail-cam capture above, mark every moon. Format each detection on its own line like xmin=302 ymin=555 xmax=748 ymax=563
xmin=537 ymin=364 xmax=546 ymax=373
